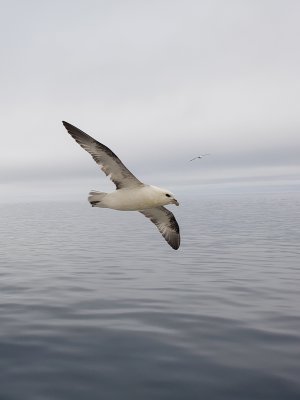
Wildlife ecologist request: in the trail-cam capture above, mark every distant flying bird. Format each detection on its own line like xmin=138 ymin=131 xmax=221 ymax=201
xmin=62 ymin=121 xmax=180 ymax=250
xmin=189 ymin=154 xmax=210 ymax=161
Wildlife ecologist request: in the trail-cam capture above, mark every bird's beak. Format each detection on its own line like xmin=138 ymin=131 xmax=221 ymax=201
xmin=172 ymin=199 xmax=179 ymax=206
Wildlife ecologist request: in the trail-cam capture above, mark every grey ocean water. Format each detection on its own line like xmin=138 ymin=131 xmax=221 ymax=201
xmin=1 ymin=191 xmax=300 ymax=400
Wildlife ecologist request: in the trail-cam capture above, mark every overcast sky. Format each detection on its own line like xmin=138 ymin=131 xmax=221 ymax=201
xmin=1 ymin=0 xmax=300 ymax=201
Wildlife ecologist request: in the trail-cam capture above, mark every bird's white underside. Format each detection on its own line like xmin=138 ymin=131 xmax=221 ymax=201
xmin=96 ymin=186 xmax=174 ymax=211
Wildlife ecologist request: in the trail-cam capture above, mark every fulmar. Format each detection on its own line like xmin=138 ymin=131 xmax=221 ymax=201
xmin=62 ymin=121 xmax=180 ymax=250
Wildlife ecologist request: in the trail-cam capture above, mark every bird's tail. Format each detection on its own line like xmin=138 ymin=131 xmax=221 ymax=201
xmin=88 ymin=191 xmax=107 ymax=207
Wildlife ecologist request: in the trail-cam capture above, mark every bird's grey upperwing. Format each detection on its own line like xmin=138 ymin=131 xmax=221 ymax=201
xmin=62 ymin=121 xmax=143 ymax=189
xmin=139 ymin=206 xmax=180 ymax=250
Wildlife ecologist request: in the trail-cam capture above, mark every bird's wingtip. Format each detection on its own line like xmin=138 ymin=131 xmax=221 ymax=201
xmin=62 ymin=121 xmax=72 ymax=130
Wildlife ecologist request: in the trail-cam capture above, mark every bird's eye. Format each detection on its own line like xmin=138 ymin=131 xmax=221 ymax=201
xmin=165 ymin=194 xmax=171 ymax=197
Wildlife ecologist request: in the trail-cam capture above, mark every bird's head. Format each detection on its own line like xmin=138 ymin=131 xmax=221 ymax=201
xmin=150 ymin=186 xmax=179 ymax=207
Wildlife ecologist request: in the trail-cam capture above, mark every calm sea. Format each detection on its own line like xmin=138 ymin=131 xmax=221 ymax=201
xmin=1 ymin=191 xmax=300 ymax=400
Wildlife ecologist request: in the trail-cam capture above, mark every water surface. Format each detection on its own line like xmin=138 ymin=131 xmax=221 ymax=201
xmin=1 ymin=192 xmax=300 ymax=399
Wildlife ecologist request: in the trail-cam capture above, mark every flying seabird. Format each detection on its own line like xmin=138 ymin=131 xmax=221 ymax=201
xmin=62 ymin=121 xmax=180 ymax=250
xmin=189 ymin=154 xmax=210 ymax=161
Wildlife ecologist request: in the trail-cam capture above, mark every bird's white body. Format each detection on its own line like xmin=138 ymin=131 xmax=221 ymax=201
xmin=89 ymin=185 xmax=178 ymax=211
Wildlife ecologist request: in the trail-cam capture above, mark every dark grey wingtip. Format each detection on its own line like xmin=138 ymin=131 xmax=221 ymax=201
xmin=170 ymin=237 xmax=180 ymax=250
xmin=62 ymin=121 xmax=75 ymax=130
xmin=62 ymin=121 xmax=95 ymax=141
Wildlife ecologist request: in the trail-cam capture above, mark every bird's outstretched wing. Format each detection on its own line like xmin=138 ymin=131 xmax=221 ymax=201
xmin=139 ymin=206 xmax=180 ymax=250
xmin=63 ymin=121 xmax=143 ymax=189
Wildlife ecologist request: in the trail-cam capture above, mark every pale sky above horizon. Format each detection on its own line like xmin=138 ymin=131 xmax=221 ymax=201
xmin=1 ymin=0 xmax=300 ymax=201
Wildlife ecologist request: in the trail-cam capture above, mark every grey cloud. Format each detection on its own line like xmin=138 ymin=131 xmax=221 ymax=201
xmin=1 ymin=0 xmax=300 ymax=202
